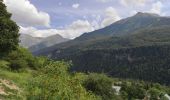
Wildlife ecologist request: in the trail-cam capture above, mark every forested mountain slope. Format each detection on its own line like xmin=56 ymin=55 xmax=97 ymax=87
xmin=55 ymin=45 xmax=170 ymax=85
xmin=34 ymin=13 xmax=170 ymax=85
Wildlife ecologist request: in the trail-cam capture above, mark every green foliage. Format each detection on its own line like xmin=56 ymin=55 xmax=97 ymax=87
xmin=120 ymin=82 xmax=146 ymax=99
xmin=83 ymin=73 xmax=119 ymax=100
xmin=0 ymin=62 xmax=31 ymax=100
xmin=5 ymin=47 xmax=41 ymax=71
xmin=148 ymin=88 xmax=163 ymax=100
xmin=27 ymin=61 xmax=100 ymax=100
xmin=0 ymin=60 xmax=9 ymax=69
xmin=9 ymin=59 xmax=28 ymax=71
xmin=118 ymin=80 xmax=170 ymax=100
xmin=59 ymin=45 xmax=170 ymax=85
xmin=0 ymin=0 xmax=19 ymax=55
xmin=1 ymin=58 xmax=170 ymax=100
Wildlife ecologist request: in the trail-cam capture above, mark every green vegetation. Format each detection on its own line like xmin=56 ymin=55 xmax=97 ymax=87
xmin=117 ymin=80 xmax=170 ymax=100
xmin=54 ymin=45 xmax=170 ymax=85
xmin=5 ymin=47 xmax=40 ymax=71
xmin=1 ymin=58 xmax=170 ymax=99
xmin=26 ymin=61 xmax=99 ymax=100
xmin=0 ymin=0 xmax=19 ymax=56
xmin=83 ymin=73 xmax=117 ymax=100
xmin=0 ymin=46 xmax=170 ymax=100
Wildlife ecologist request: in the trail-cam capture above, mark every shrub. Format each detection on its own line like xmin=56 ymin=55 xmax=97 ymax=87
xmin=27 ymin=61 xmax=100 ymax=100
xmin=148 ymin=88 xmax=162 ymax=100
xmin=120 ymin=82 xmax=146 ymax=100
xmin=9 ymin=59 xmax=28 ymax=71
xmin=5 ymin=47 xmax=41 ymax=71
xmin=0 ymin=60 xmax=9 ymax=69
xmin=83 ymin=73 xmax=118 ymax=100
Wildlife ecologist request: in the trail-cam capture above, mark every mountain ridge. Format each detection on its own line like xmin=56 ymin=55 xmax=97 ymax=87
xmin=19 ymin=34 xmax=70 ymax=52
xmin=19 ymin=34 xmax=43 ymax=48
xmin=34 ymin=12 xmax=170 ymax=55
xmin=29 ymin=34 xmax=70 ymax=52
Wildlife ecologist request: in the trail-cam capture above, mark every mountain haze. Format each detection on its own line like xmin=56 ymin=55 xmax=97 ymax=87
xmin=19 ymin=34 xmax=70 ymax=52
xmin=19 ymin=34 xmax=43 ymax=48
xmin=29 ymin=34 xmax=70 ymax=52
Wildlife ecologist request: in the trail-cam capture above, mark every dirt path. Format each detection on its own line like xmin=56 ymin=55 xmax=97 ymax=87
xmin=0 ymin=79 xmax=21 ymax=98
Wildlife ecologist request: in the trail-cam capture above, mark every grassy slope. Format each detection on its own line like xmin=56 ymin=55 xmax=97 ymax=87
xmin=0 ymin=66 xmax=32 ymax=99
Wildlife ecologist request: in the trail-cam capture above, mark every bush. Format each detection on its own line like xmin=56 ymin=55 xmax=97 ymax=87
xmin=0 ymin=60 xmax=10 ymax=70
xmin=120 ymin=82 xmax=146 ymax=100
xmin=5 ymin=47 xmax=41 ymax=71
xmin=83 ymin=73 xmax=119 ymax=100
xmin=27 ymin=61 xmax=100 ymax=100
xmin=148 ymin=88 xmax=162 ymax=100
xmin=9 ymin=59 xmax=28 ymax=71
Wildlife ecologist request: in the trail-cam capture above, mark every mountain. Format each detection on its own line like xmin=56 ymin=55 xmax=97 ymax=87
xmin=33 ymin=12 xmax=170 ymax=85
xmin=20 ymin=34 xmax=70 ymax=52
xmin=29 ymin=34 xmax=70 ymax=52
xmin=19 ymin=34 xmax=42 ymax=48
xmin=34 ymin=12 xmax=170 ymax=55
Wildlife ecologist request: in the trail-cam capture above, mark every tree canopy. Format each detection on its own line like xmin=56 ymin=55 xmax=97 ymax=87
xmin=0 ymin=0 xmax=19 ymax=56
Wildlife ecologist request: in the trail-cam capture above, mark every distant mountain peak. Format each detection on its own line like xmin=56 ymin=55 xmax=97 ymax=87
xmin=134 ymin=12 xmax=160 ymax=18
xmin=20 ymin=33 xmax=70 ymax=50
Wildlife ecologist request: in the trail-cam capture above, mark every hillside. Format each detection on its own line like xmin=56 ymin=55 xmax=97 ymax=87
xmin=34 ymin=13 xmax=170 ymax=85
xmin=85 ymin=26 xmax=170 ymax=49
xmin=54 ymin=45 xmax=170 ymax=85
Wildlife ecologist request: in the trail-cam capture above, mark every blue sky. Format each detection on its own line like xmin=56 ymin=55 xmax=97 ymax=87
xmin=29 ymin=0 xmax=120 ymax=28
xmin=4 ymin=0 xmax=170 ymax=39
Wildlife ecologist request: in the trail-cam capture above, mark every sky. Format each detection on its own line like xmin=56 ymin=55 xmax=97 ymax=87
xmin=3 ymin=0 xmax=170 ymax=39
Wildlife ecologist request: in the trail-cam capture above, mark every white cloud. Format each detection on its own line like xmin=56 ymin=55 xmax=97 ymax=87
xmin=149 ymin=1 xmax=163 ymax=15
xmin=120 ymin=0 xmax=147 ymax=6
xmin=4 ymin=0 xmax=50 ymax=27
xmin=91 ymin=15 xmax=102 ymax=29
xmin=72 ymin=3 xmax=80 ymax=9
xmin=20 ymin=26 xmax=56 ymax=37
xmin=130 ymin=10 xmax=138 ymax=16
xmin=20 ymin=20 xmax=94 ymax=39
xmin=96 ymin=0 xmax=111 ymax=3
xmin=91 ymin=20 xmax=100 ymax=30
xmin=101 ymin=7 xmax=121 ymax=27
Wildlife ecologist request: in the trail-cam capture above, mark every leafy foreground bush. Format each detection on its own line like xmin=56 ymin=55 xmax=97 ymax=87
xmin=83 ymin=73 xmax=122 ymax=100
xmin=26 ymin=61 xmax=100 ymax=100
